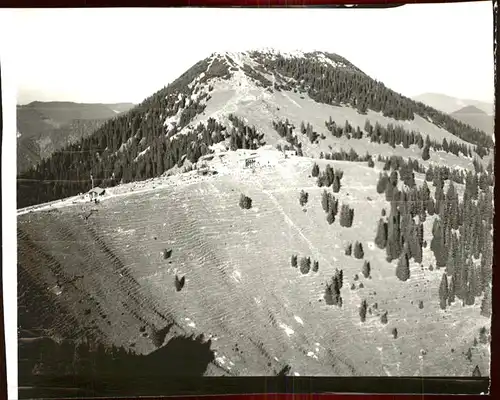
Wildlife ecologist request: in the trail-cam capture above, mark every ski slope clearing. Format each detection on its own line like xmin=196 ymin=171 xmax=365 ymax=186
xmin=18 ymin=149 xmax=490 ymax=377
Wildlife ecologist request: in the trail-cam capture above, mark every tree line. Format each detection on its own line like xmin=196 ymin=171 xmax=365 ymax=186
xmin=253 ymin=51 xmax=493 ymax=150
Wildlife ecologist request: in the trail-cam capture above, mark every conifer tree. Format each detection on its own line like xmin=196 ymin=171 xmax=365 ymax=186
xmin=345 ymin=243 xmax=352 ymax=256
xmin=422 ymin=143 xmax=430 ymax=161
xmin=332 ymin=175 xmax=341 ymax=193
xmin=381 ymin=311 xmax=388 ymax=324
xmin=324 ymin=284 xmax=335 ymax=305
xmin=300 ymin=121 xmax=306 ymax=134
xmin=431 ymin=219 xmax=447 ymax=269
xmin=377 ymin=173 xmax=389 ymax=194
xmin=321 ymin=190 xmax=329 ymax=212
xmin=340 ymin=204 xmax=354 ymax=227
xmin=291 ymin=254 xmax=298 ymax=268
xmin=359 ymin=299 xmax=368 ymax=322
xmin=312 ymin=260 xmax=319 ymax=273
xmin=395 ymin=245 xmax=411 ymax=281
xmin=299 ymin=257 xmax=311 ymax=274
xmin=408 ymin=224 xmax=423 ymax=264
xmin=299 ymin=190 xmax=309 ymax=206
xmin=326 ymin=208 xmax=336 ymax=225
xmin=479 ymin=327 xmax=488 ymax=344
xmin=392 ymin=328 xmax=398 ymax=339
xmin=239 ymin=193 xmax=252 ymax=209
xmin=427 ymin=198 xmax=436 ymax=216
xmin=374 ymin=218 xmax=388 ymax=249
xmin=353 ymin=241 xmax=364 ymax=259
xmin=368 ymin=158 xmax=375 ymax=168
xmin=448 ymin=275 xmax=456 ymax=305
xmin=311 ymin=163 xmax=320 ymax=177
xmin=439 ymin=273 xmax=449 ymax=310
xmin=386 ymin=209 xmax=402 ymax=261
xmin=480 ymin=285 xmax=492 ymax=318
xmin=362 ymin=260 xmax=371 ymax=278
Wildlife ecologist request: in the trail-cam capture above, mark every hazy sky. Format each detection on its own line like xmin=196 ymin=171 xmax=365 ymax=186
xmin=0 ymin=2 xmax=494 ymax=105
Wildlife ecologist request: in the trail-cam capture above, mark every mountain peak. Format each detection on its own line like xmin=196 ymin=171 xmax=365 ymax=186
xmin=207 ymin=49 xmax=364 ymax=77
xmin=451 ymin=105 xmax=487 ymax=115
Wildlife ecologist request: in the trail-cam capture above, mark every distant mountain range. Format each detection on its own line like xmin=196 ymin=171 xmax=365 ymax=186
xmin=450 ymin=105 xmax=494 ymax=137
xmin=17 ymin=101 xmax=135 ymax=173
xmin=412 ymin=93 xmax=494 ymax=136
xmin=412 ymin=93 xmax=493 ymax=115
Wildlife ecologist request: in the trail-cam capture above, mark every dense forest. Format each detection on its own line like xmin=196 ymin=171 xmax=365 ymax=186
xmin=373 ymin=162 xmax=493 ymax=312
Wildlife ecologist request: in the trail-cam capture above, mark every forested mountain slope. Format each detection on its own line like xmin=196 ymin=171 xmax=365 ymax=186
xmin=17 ymin=50 xmax=492 ymax=208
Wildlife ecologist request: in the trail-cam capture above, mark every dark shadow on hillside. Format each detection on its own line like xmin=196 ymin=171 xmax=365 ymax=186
xmin=19 ymin=334 xmax=215 ymax=399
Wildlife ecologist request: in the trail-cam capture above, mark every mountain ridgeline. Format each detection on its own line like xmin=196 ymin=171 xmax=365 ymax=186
xmin=17 ymin=50 xmax=493 ymax=209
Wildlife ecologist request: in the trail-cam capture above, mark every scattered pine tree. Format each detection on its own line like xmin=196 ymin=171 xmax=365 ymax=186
xmin=392 ymin=328 xmax=398 ymax=339
xmin=324 ymin=284 xmax=335 ymax=305
xmin=395 ymin=247 xmax=411 ymax=281
xmin=353 ymin=241 xmax=364 ymax=259
xmin=239 ymin=194 xmax=252 ymax=209
xmin=299 ymin=257 xmax=312 ymax=274
xmin=312 ymin=260 xmax=319 ymax=272
xmin=374 ymin=218 xmax=388 ymax=249
xmin=174 ymin=275 xmax=186 ymax=292
xmin=362 ymin=260 xmax=371 ymax=278
xmin=345 ymin=243 xmax=352 ymax=256
xmin=381 ymin=311 xmax=388 ymax=324
xmin=291 ymin=255 xmax=298 ymax=268
xmin=163 ymin=248 xmax=173 ymax=260
xmin=359 ymin=300 xmax=368 ymax=322
xmin=479 ymin=327 xmax=488 ymax=344
xmin=340 ymin=204 xmax=354 ymax=227
xmin=299 ymin=190 xmax=309 ymax=206
xmin=325 ymin=269 xmax=343 ymax=306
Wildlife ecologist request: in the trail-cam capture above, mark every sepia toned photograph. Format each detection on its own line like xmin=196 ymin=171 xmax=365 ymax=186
xmin=1 ymin=1 xmax=495 ymax=398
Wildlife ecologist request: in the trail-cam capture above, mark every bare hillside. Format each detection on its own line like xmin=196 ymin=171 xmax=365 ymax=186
xmin=18 ymin=149 xmax=491 ymax=377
